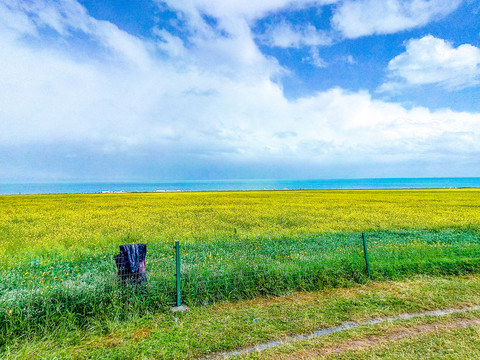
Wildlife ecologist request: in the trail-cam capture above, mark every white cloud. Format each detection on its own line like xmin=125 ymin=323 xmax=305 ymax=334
xmin=380 ymin=35 xmax=480 ymax=92
xmin=153 ymin=28 xmax=187 ymax=58
xmin=0 ymin=2 xmax=38 ymax=37
xmin=2 ymin=0 xmax=91 ymax=35
xmin=156 ymin=0 xmax=338 ymax=23
xmin=263 ymin=22 xmax=333 ymax=48
xmin=332 ymin=0 xmax=463 ymax=39
xmin=344 ymin=55 xmax=356 ymax=65
xmin=1 ymin=0 xmax=153 ymax=68
xmin=1 ymin=0 xmax=480 ymax=180
xmin=156 ymin=0 xmax=336 ymax=56
xmin=303 ymin=47 xmax=328 ymax=67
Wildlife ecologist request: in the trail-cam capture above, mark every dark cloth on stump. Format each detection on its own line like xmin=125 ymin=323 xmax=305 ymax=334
xmin=114 ymin=243 xmax=147 ymax=284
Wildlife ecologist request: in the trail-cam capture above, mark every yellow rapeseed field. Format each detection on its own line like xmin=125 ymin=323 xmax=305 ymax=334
xmin=1 ymin=189 xmax=480 ymax=255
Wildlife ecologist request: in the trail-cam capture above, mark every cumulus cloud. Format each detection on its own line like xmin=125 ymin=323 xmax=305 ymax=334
xmin=380 ymin=35 xmax=480 ymax=92
xmin=332 ymin=0 xmax=463 ymax=39
xmin=1 ymin=0 xmax=480 ymax=181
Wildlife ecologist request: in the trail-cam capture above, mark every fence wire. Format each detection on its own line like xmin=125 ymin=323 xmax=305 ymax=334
xmin=2 ymin=230 xmax=480 ymax=336
xmin=180 ymin=234 xmax=365 ymax=305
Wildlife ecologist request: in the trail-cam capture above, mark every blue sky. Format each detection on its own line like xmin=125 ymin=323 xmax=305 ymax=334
xmin=1 ymin=0 xmax=480 ymax=182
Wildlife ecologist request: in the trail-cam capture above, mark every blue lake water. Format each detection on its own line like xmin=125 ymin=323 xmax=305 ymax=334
xmin=1 ymin=178 xmax=479 ymax=195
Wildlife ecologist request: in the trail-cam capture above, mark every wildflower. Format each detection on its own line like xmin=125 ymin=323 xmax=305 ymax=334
xmin=8 ymin=310 xmax=12 ymax=315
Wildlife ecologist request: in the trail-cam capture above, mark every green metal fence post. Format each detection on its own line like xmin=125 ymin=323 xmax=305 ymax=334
xmin=362 ymin=232 xmax=372 ymax=280
xmin=174 ymin=241 xmax=182 ymax=306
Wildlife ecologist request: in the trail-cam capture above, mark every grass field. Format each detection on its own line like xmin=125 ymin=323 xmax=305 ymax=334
xmin=2 ymin=189 xmax=480 ymax=358
xmin=3 ymin=274 xmax=480 ymax=359
xmin=1 ymin=189 xmax=480 ymax=256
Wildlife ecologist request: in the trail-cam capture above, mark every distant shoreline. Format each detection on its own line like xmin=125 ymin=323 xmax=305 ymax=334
xmin=1 ymin=186 xmax=480 ymax=196
xmin=1 ymin=178 xmax=480 ymax=195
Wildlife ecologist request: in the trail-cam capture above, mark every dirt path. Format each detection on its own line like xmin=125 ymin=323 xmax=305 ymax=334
xmin=282 ymin=317 xmax=480 ymax=359
xmin=199 ymin=306 xmax=480 ymax=359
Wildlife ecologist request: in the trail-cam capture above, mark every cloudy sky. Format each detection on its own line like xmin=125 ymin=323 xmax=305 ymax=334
xmin=1 ymin=0 xmax=480 ymax=182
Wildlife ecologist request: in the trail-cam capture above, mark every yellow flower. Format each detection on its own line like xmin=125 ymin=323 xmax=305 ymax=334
xmin=8 ymin=310 xmax=12 ymax=315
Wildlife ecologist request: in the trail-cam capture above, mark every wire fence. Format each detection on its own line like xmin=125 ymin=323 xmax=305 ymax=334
xmin=2 ymin=230 xmax=480 ymax=336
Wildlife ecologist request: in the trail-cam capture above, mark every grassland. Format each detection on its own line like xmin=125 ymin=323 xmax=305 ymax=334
xmin=2 ymin=189 xmax=480 ymax=358
xmin=3 ymin=274 xmax=480 ymax=359
xmin=1 ymin=189 xmax=480 ymax=256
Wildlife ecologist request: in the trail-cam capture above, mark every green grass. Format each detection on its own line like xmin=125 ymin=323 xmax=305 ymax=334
xmin=338 ymin=323 xmax=480 ymax=360
xmin=235 ymin=311 xmax=480 ymax=359
xmin=238 ymin=309 xmax=480 ymax=360
xmin=3 ymin=190 xmax=480 ymax=358
xmin=3 ymin=274 xmax=480 ymax=359
xmin=330 ymin=324 xmax=480 ymax=360
xmin=3 ymin=229 xmax=480 ymax=339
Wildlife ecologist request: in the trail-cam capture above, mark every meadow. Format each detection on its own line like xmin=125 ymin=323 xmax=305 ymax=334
xmin=2 ymin=189 xmax=480 ymax=358
xmin=2 ymin=189 xmax=480 ymax=256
